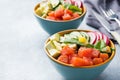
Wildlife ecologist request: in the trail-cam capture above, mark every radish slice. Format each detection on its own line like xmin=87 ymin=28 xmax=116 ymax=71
xmin=88 ymin=31 xmax=110 ymax=45
xmin=70 ymin=0 xmax=75 ymax=5
xmin=65 ymin=0 xmax=82 ymax=8
xmin=93 ymin=31 xmax=100 ymax=43
xmin=75 ymin=0 xmax=82 ymax=8
xmin=102 ymin=34 xmax=109 ymax=45
xmin=95 ymin=31 xmax=103 ymax=40
xmin=87 ymin=32 xmax=97 ymax=44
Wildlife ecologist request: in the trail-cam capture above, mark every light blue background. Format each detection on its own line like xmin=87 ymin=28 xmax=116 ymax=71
xmin=0 ymin=0 xmax=120 ymax=80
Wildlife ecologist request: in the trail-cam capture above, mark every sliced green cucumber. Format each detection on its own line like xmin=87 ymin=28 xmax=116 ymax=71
xmin=64 ymin=34 xmax=71 ymax=39
xmin=70 ymin=31 xmax=82 ymax=38
xmin=49 ymin=0 xmax=60 ymax=8
xmin=60 ymin=36 xmax=65 ymax=42
xmin=80 ymin=32 xmax=90 ymax=42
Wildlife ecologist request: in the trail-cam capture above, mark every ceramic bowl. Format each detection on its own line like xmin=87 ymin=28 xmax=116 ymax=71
xmin=33 ymin=1 xmax=87 ymax=35
xmin=44 ymin=29 xmax=116 ymax=80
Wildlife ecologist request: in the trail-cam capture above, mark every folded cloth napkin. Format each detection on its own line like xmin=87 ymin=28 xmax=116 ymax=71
xmin=83 ymin=0 xmax=120 ymax=44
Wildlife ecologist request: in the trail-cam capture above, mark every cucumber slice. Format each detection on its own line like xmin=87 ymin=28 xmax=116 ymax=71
xmin=64 ymin=34 xmax=71 ymax=39
xmin=49 ymin=0 xmax=60 ymax=8
xmin=60 ymin=36 xmax=65 ymax=42
xmin=79 ymin=32 xmax=86 ymax=37
xmin=70 ymin=31 xmax=82 ymax=38
xmin=80 ymin=32 xmax=90 ymax=42
xmin=87 ymin=32 xmax=97 ymax=44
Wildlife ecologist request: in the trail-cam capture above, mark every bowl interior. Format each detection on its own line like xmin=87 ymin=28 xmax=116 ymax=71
xmin=44 ymin=29 xmax=116 ymax=68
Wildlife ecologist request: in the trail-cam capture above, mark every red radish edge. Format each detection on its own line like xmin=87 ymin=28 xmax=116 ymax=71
xmin=87 ymin=32 xmax=97 ymax=44
xmin=95 ymin=31 xmax=103 ymax=40
xmin=102 ymin=34 xmax=110 ymax=45
xmin=95 ymin=31 xmax=100 ymax=41
xmin=91 ymin=31 xmax=100 ymax=44
xmin=88 ymin=31 xmax=110 ymax=45
xmin=75 ymin=0 xmax=82 ymax=8
xmin=65 ymin=0 xmax=82 ymax=8
xmin=71 ymin=0 xmax=75 ymax=5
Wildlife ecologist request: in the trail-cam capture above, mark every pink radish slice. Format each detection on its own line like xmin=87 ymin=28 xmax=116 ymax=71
xmin=75 ymin=0 xmax=82 ymax=8
xmin=87 ymin=32 xmax=97 ymax=44
xmin=93 ymin=31 xmax=100 ymax=42
xmin=95 ymin=31 xmax=103 ymax=40
xmin=64 ymin=0 xmax=82 ymax=8
xmin=70 ymin=0 xmax=75 ymax=5
xmin=102 ymin=34 xmax=110 ymax=45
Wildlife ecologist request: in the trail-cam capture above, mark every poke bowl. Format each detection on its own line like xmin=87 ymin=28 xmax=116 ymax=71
xmin=44 ymin=29 xmax=116 ymax=80
xmin=34 ymin=0 xmax=87 ymax=35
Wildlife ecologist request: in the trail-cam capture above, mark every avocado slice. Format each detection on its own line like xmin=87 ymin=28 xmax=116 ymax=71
xmin=101 ymin=46 xmax=111 ymax=53
xmin=50 ymin=33 xmax=60 ymax=41
xmin=48 ymin=49 xmax=60 ymax=58
xmin=52 ymin=40 xmax=62 ymax=51
xmin=45 ymin=40 xmax=60 ymax=58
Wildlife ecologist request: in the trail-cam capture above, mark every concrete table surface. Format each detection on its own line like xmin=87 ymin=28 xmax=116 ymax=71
xmin=0 ymin=0 xmax=120 ymax=80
